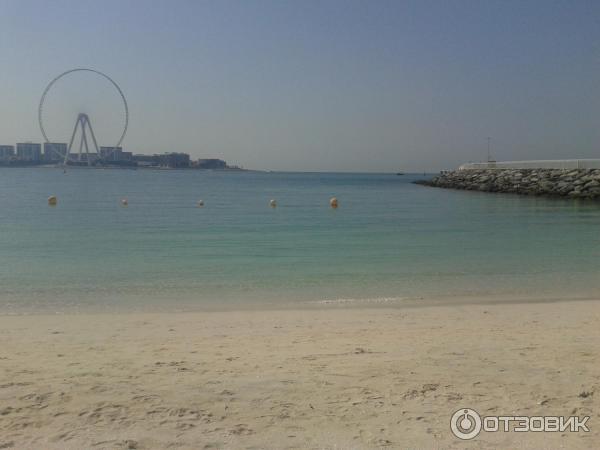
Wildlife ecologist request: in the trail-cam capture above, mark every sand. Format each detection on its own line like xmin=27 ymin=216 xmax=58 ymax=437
xmin=0 ymin=299 xmax=599 ymax=449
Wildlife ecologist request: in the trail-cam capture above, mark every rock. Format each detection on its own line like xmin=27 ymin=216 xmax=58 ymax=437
xmin=415 ymin=168 xmax=600 ymax=201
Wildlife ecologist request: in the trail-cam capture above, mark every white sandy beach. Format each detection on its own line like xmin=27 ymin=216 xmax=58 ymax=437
xmin=1 ymin=299 xmax=599 ymax=449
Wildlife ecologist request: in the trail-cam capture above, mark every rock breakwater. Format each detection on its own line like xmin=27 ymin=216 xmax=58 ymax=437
xmin=416 ymin=168 xmax=600 ymax=199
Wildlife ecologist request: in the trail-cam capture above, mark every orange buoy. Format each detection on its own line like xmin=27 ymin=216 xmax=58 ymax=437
xmin=329 ymin=197 xmax=338 ymax=209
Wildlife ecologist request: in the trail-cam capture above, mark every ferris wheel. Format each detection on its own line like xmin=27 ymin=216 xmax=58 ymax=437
xmin=38 ymin=68 xmax=129 ymax=166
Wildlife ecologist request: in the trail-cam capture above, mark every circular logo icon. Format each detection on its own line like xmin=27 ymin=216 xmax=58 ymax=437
xmin=450 ymin=408 xmax=482 ymax=440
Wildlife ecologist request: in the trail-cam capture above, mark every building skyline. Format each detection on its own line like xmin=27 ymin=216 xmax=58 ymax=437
xmin=0 ymin=139 xmax=232 ymax=170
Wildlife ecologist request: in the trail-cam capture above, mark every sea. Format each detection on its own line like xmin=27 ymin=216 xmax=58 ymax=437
xmin=1 ymin=168 xmax=600 ymax=314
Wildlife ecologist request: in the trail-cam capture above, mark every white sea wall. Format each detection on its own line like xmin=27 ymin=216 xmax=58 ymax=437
xmin=458 ymin=159 xmax=600 ymax=170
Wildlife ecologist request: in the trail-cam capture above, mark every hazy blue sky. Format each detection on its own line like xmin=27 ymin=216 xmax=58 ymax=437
xmin=1 ymin=0 xmax=599 ymax=171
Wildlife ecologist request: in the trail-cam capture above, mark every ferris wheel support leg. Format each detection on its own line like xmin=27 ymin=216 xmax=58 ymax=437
xmin=65 ymin=115 xmax=80 ymax=166
xmin=78 ymin=128 xmax=85 ymax=162
xmin=86 ymin=118 xmax=101 ymax=159
xmin=82 ymin=123 xmax=92 ymax=166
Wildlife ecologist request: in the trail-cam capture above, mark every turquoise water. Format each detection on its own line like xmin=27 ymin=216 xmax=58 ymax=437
xmin=1 ymin=168 xmax=600 ymax=313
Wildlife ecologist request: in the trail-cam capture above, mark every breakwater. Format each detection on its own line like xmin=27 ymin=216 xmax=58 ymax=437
xmin=417 ymin=168 xmax=600 ymax=199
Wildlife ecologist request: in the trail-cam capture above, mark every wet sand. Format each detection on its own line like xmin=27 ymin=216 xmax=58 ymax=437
xmin=0 ymin=299 xmax=599 ymax=449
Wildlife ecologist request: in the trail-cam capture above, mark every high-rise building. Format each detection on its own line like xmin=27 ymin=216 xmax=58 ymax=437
xmin=16 ymin=143 xmax=42 ymax=162
xmin=43 ymin=143 xmax=67 ymax=162
xmin=0 ymin=145 xmax=15 ymax=160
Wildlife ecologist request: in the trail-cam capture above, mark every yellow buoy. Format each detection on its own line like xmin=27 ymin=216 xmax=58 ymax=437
xmin=121 ymin=198 xmax=128 ymax=207
xmin=330 ymin=197 xmax=338 ymax=209
xmin=269 ymin=199 xmax=277 ymax=208
xmin=197 ymin=200 xmax=204 ymax=207
xmin=48 ymin=196 xmax=57 ymax=206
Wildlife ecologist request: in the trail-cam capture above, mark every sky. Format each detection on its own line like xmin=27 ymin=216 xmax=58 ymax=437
xmin=1 ymin=0 xmax=599 ymax=172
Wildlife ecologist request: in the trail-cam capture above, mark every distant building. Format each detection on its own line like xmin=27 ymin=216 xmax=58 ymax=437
xmin=99 ymin=146 xmax=133 ymax=162
xmin=43 ymin=143 xmax=67 ymax=162
xmin=16 ymin=143 xmax=42 ymax=162
xmin=67 ymin=152 xmax=99 ymax=163
xmin=157 ymin=153 xmax=190 ymax=168
xmin=195 ymin=158 xmax=227 ymax=169
xmin=99 ymin=146 xmax=121 ymax=160
xmin=0 ymin=145 xmax=15 ymax=161
xmin=133 ymin=154 xmax=160 ymax=167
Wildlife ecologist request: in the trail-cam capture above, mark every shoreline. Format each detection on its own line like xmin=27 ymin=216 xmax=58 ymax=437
xmin=2 ymin=290 xmax=600 ymax=316
xmin=1 ymin=299 xmax=599 ymax=449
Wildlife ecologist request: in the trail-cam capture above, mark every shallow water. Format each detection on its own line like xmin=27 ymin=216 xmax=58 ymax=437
xmin=1 ymin=168 xmax=600 ymax=313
